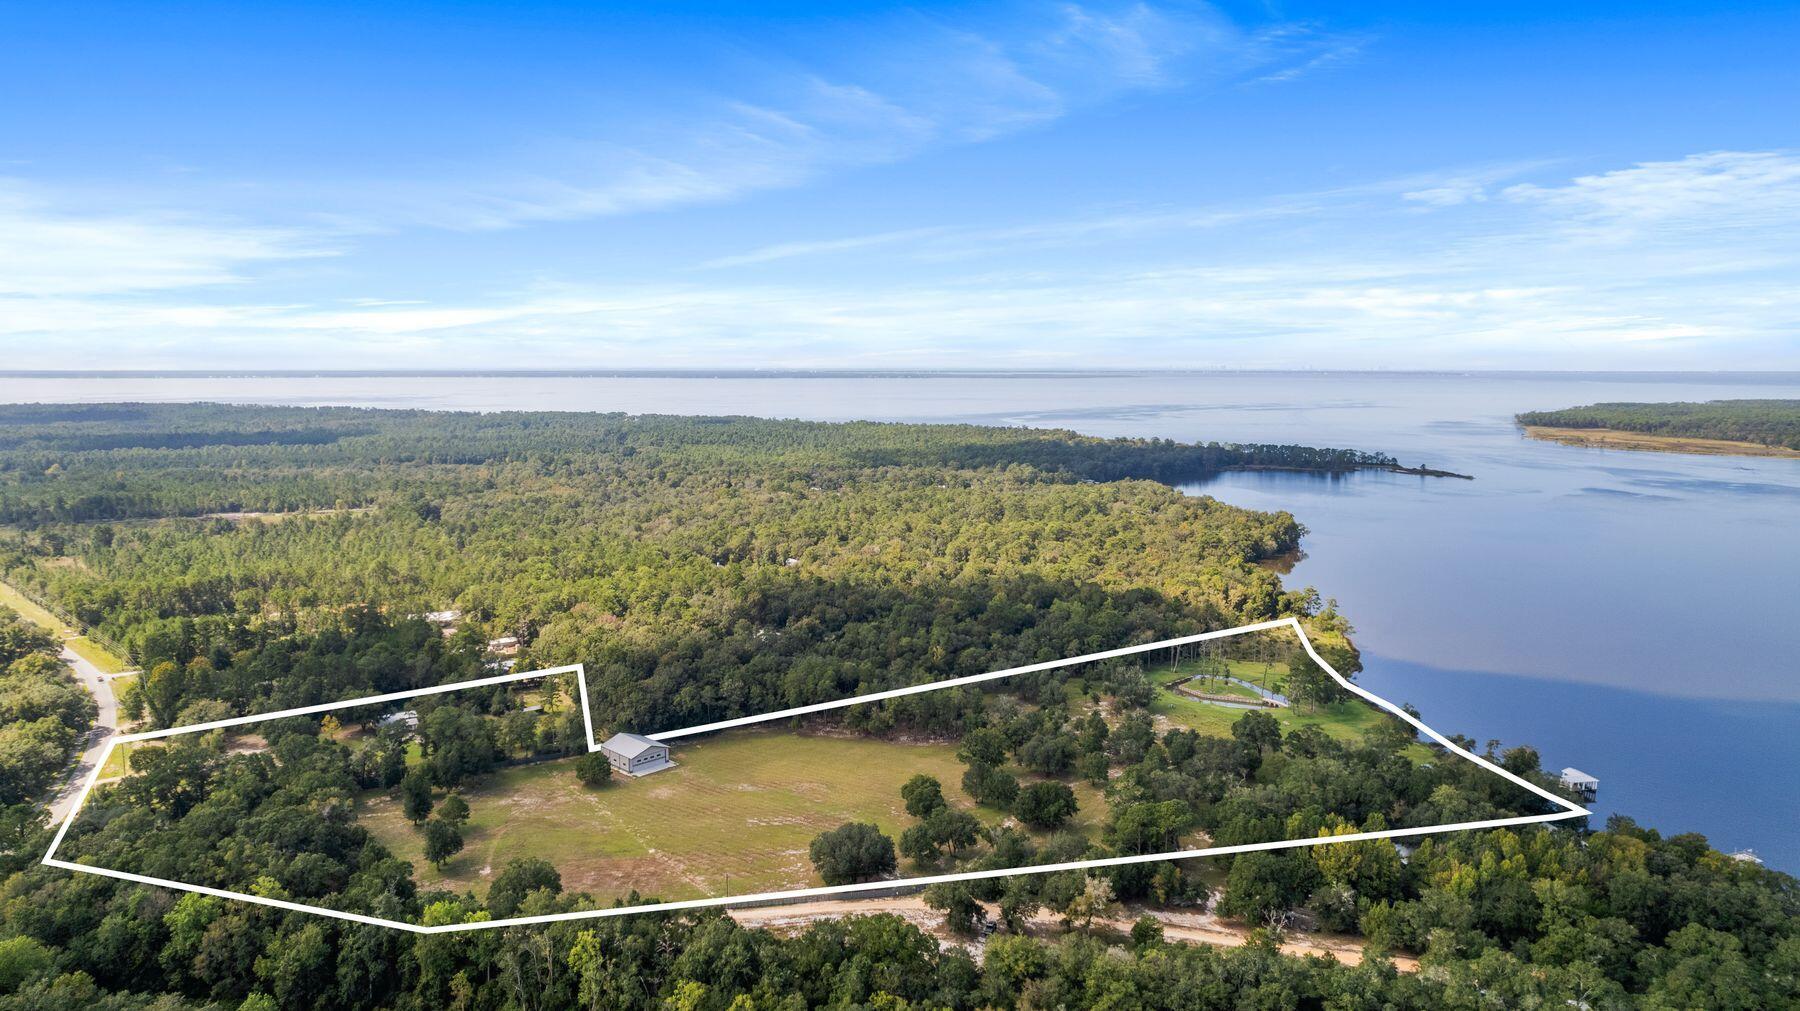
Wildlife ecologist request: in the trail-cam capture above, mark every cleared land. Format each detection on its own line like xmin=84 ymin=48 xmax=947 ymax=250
xmin=102 ymin=672 xmax=138 ymax=710
xmin=1162 ymin=663 xmax=1273 ymax=703
xmin=0 ymin=579 xmax=131 ymax=673
xmin=0 ymin=580 xmax=73 ymax=634
xmin=1523 ymin=425 xmax=1800 ymax=459
xmin=68 ymin=638 xmax=129 ymax=675
xmin=98 ymin=739 xmax=146 ymax=781
xmin=729 ymin=895 xmax=1419 ymax=972
xmin=200 ymin=507 xmax=375 ymax=524
xmin=1150 ymin=659 xmax=1432 ymax=764
xmin=360 ymin=729 xmax=1108 ymax=904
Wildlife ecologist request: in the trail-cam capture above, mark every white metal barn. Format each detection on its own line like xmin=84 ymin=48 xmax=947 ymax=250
xmin=601 ymin=732 xmax=674 ymax=776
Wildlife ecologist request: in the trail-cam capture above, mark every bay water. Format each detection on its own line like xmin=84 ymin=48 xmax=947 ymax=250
xmin=4 ymin=370 xmax=1795 ymax=866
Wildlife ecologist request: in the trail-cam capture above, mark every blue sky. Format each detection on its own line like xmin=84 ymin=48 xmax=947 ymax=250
xmin=2 ymin=1 xmax=1796 ymax=370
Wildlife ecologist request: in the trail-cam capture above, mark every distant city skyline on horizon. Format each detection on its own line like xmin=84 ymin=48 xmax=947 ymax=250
xmin=3 ymin=1 xmax=1796 ymax=371
xmin=7 ymin=367 xmax=1800 ymax=381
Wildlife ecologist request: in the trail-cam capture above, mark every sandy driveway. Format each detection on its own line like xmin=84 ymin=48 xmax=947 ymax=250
xmin=727 ymin=895 xmax=1416 ymax=971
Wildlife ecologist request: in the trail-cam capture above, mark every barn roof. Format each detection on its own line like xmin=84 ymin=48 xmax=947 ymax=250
xmin=603 ymin=732 xmax=663 ymax=758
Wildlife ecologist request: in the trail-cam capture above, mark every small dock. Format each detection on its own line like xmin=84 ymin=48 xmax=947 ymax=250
xmin=1559 ymin=767 xmax=1598 ymax=803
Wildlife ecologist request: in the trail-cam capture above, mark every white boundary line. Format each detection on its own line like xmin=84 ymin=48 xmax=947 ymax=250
xmin=44 ymin=618 xmax=1588 ymax=933
xmin=616 ymin=618 xmax=1298 ymax=745
xmin=39 ymin=664 xmax=586 ymax=881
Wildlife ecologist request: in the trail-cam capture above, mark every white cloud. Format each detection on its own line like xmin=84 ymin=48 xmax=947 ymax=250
xmin=698 ymin=227 xmax=957 ymax=270
xmin=0 ymin=182 xmax=335 ymax=296
xmin=378 ymin=3 xmax=1343 ymax=231
xmin=1403 ymin=181 xmax=1489 ymax=207
xmin=8 ymin=151 xmax=1796 ymax=370
xmin=698 ymin=195 xmax=1328 ymax=269
xmin=1249 ymin=32 xmax=1365 ymax=85
xmin=1035 ymin=2 xmax=1208 ymax=87
xmin=1503 ymin=150 xmax=1800 ymax=239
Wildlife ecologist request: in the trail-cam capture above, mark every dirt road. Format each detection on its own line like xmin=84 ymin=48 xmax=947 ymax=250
xmin=727 ymin=895 xmax=1416 ymax=971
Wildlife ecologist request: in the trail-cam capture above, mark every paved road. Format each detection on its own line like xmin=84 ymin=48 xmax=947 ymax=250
xmin=45 ymin=643 xmax=119 ymax=824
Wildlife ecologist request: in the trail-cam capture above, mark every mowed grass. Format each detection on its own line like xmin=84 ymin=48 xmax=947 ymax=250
xmin=1150 ymin=661 xmax=1398 ymax=744
xmin=0 ymin=580 xmax=74 ymax=635
xmin=69 ymin=637 xmax=129 ymax=674
xmin=359 ymin=730 xmax=1109 ymax=905
xmin=1159 ymin=658 xmax=1288 ymax=692
xmin=0 ymin=578 xmax=131 ymax=673
xmin=99 ymin=740 xmax=148 ymax=780
xmin=105 ymin=671 xmax=138 ymax=710
xmin=1172 ymin=675 xmax=1267 ymax=702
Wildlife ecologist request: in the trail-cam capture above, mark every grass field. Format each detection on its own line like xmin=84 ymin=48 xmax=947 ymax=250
xmin=360 ymin=730 xmax=1109 ymax=905
xmin=68 ymin=637 xmax=129 ymax=674
xmin=98 ymin=739 xmax=148 ymax=780
xmin=104 ymin=672 xmax=138 ymax=711
xmin=0 ymin=580 xmax=74 ymax=635
xmin=1165 ymin=668 xmax=1270 ymax=702
xmin=0 ymin=578 xmax=131 ymax=673
xmin=1151 ymin=660 xmax=1393 ymax=743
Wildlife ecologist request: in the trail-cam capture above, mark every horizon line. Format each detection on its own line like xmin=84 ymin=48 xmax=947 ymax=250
xmin=5 ymin=368 xmax=1799 ymax=380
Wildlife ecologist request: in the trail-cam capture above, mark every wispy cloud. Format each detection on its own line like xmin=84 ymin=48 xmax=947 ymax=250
xmin=697 ymin=194 xmax=1331 ymax=269
xmin=19 ymin=150 xmax=1790 ymax=370
xmin=1501 ymin=150 xmax=1800 ymax=242
xmin=696 ymin=160 xmax=1572 ymax=270
xmin=0 ymin=181 xmax=336 ymax=296
xmin=375 ymin=3 xmax=1346 ymax=231
xmin=1402 ymin=180 xmax=1490 ymax=207
xmin=1248 ymin=29 xmax=1366 ymax=85
xmin=698 ymin=227 xmax=959 ymax=270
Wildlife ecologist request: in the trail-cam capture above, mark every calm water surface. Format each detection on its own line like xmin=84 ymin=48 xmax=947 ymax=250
xmin=4 ymin=371 xmax=1796 ymax=865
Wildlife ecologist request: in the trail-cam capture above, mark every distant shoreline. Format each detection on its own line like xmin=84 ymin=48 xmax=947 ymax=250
xmin=1522 ymin=425 xmax=1800 ymax=459
xmin=1225 ymin=462 xmax=1474 ymax=480
xmin=4 ymin=368 xmax=1800 ymax=381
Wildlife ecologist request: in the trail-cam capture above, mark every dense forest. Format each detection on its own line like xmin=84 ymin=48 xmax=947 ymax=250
xmin=1518 ymin=399 xmax=1800 ymax=450
xmin=10 ymin=727 xmax=1797 ymax=1008
xmin=0 ymin=607 xmax=95 ymax=807
xmin=2 ymin=404 xmax=1796 ymax=1009
xmin=46 ymin=611 xmax=1546 ymax=922
xmin=0 ymin=404 xmax=1336 ymax=736
xmin=0 ymin=403 xmax=1402 ymax=527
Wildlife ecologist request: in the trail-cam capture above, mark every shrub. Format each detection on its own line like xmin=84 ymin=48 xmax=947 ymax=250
xmin=437 ymin=793 xmax=470 ymax=826
xmin=575 ymin=752 xmax=612 ymax=787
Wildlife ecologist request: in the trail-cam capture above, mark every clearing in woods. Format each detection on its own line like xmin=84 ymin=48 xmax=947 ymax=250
xmin=1152 ymin=658 xmax=1405 ymax=744
xmin=358 ymin=729 xmax=1109 ymax=903
xmin=45 ymin=618 xmax=1589 ymax=932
